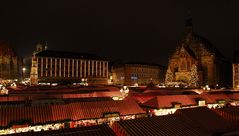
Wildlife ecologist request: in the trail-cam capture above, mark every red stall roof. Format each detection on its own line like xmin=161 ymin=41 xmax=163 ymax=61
xmin=0 ymin=100 xmax=145 ymax=127
xmin=112 ymin=107 xmax=238 ymax=136
xmin=142 ymin=95 xmax=197 ymax=108
xmin=175 ymin=107 xmax=238 ymax=134
xmin=112 ymin=114 xmax=207 ymax=136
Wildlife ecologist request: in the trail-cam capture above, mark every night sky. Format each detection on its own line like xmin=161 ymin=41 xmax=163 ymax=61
xmin=1 ymin=0 xmax=239 ymax=65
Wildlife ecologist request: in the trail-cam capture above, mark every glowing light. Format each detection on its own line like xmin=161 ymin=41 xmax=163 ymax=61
xmin=112 ymin=96 xmax=120 ymax=101
xmin=0 ymin=86 xmax=8 ymax=95
xmin=202 ymin=85 xmax=210 ymax=91
xmin=10 ymin=83 xmax=17 ymax=87
xmin=193 ymin=89 xmax=203 ymax=94
xmin=120 ymin=86 xmax=129 ymax=99
xmin=51 ymin=83 xmax=58 ymax=86
xmin=154 ymin=109 xmax=177 ymax=116
xmin=134 ymin=83 xmax=138 ymax=87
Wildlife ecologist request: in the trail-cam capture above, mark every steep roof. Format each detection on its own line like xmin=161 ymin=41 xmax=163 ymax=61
xmin=193 ymin=34 xmax=225 ymax=58
xmin=175 ymin=18 xmax=225 ymax=59
xmin=142 ymin=95 xmax=197 ymax=108
xmin=175 ymin=107 xmax=238 ymax=134
xmin=112 ymin=107 xmax=238 ymax=136
xmin=199 ymin=94 xmax=230 ymax=104
xmin=141 ymin=94 xmax=231 ymax=109
xmin=112 ymin=114 xmax=207 ymax=136
xmin=216 ymin=106 xmax=239 ymax=117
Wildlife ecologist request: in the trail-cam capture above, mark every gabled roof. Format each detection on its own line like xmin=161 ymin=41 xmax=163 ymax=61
xmin=131 ymin=95 xmax=155 ymax=103
xmin=113 ymin=107 xmax=238 ymax=136
xmin=141 ymin=94 xmax=231 ymax=109
xmin=199 ymin=94 xmax=230 ymax=104
xmin=142 ymin=95 xmax=197 ymax=108
xmin=36 ymin=50 xmax=106 ymax=60
xmin=216 ymin=106 xmax=239 ymax=117
xmin=213 ymin=106 xmax=239 ymax=131
xmin=175 ymin=107 xmax=238 ymax=134
xmin=175 ymin=31 xmax=225 ymax=60
xmin=193 ymin=34 xmax=225 ymax=58
xmin=112 ymin=114 xmax=208 ymax=136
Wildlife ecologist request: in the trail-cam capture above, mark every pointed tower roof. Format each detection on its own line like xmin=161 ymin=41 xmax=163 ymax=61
xmin=185 ymin=11 xmax=193 ymax=35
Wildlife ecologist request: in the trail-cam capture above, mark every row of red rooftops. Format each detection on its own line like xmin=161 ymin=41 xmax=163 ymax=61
xmin=1 ymin=90 xmax=239 ymax=108
xmin=136 ymin=93 xmax=238 ymax=108
xmin=0 ymin=99 xmax=145 ymax=128
xmin=4 ymin=107 xmax=239 ymax=136
xmin=1 ymin=86 xmax=239 ymax=135
xmin=1 ymin=93 xmax=239 ymax=126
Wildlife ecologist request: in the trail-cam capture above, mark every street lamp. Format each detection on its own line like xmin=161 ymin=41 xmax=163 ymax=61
xmin=22 ymin=67 xmax=26 ymax=80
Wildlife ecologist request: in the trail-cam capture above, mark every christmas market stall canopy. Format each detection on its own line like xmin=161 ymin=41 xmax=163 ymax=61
xmin=0 ymin=100 xmax=145 ymax=128
xmin=112 ymin=107 xmax=238 ymax=136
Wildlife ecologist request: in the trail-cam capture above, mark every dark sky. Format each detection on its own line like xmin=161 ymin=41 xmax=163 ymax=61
xmin=1 ymin=0 xmax=239 ymax=65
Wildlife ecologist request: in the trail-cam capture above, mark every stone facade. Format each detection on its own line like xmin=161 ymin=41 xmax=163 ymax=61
xmin=165 ymin=18 xmax=229 ymax=87
xmin=0 ymin=41 xmax=20 ymax=80
xmin=30 ymin=43 xmax=108 ymax=85
xmin=112 ymin=63 xmax=164 ymax=86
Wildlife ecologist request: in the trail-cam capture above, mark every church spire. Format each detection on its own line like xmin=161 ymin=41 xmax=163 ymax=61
xmin=185 ymin=10 xmax=193 ymax=35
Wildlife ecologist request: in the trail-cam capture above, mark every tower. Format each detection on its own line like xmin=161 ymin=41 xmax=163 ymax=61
xmin=30 ymin=51 xmax=38 ymax=85
xmin=165 ymin=15 xmax=228 ymax=87
xmin=30 ymin=42 xmax=47 ymax=85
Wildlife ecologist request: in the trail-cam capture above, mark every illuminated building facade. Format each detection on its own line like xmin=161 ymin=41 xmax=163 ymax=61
xmin=165 ymin=18 xmax=230 ymax=87
xmin=0 ymin=41 xmax=21 ymax=80
xmin=233 ymin=51 xmax=239 ymax=89
xmin=112 ymin=62 xmax=164 ymax=86
xmin=30 ymin=43 xmax=108 ymax=85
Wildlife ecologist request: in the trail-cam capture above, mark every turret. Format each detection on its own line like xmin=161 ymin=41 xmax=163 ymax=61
xmin=36 ymin=41 xmax=47 ymax=53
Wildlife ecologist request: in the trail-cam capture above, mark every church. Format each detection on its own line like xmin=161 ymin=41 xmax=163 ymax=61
xmin=165 ymin=18 xmax=230 ymax=87
xmin=0 ymin=41 xmax=21 ymax=80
